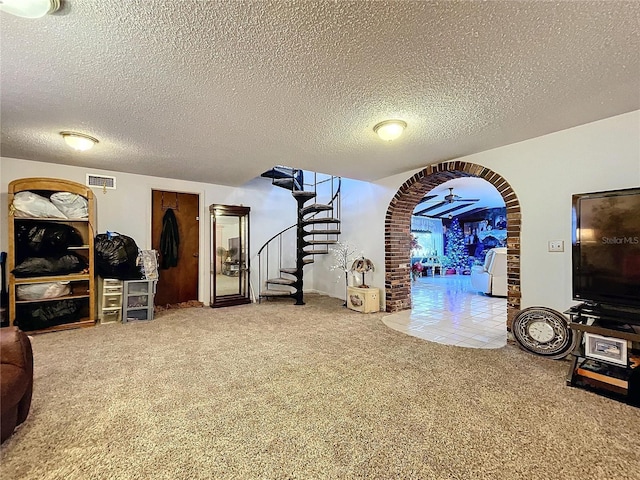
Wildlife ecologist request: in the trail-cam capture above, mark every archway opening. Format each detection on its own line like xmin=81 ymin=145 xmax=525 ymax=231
xmin=384 ymin=162 xmax=521 ymax=328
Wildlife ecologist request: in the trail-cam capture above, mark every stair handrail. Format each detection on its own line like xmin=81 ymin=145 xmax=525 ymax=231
xmin=257 ymin=224 xmax=296 ymax=256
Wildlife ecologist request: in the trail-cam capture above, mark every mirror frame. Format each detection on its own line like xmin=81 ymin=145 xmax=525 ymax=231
xmin=210 ymin=204 xmax=251 ymax=308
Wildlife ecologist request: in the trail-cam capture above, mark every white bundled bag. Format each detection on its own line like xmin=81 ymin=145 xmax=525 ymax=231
xmin=16 ymin=282 xmax=71 ymax=301
xmin=50 ymin=192 xmax=89 ymax=219
xmin=12 ymin=191 xmax=67 ymax=219
xmin=138 ymin=249 xmax=159 ymax=280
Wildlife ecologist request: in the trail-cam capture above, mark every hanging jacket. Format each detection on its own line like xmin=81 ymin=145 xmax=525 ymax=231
xmin=160 ymin=208 xmax=179 ymax=269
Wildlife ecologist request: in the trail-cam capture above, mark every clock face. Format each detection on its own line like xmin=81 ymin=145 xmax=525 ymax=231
xmin=527 ymin=320 xmax=556 ymax=343
xmin=512 ymin=307 xmax=576 ymax=359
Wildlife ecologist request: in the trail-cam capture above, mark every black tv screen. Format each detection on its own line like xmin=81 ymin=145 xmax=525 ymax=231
xmin=572 ymin=187 xmax=640 ymax=311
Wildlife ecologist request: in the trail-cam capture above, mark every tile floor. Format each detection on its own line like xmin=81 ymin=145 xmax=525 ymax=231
xmin=383 ymin=274 xmax=507 ymax=349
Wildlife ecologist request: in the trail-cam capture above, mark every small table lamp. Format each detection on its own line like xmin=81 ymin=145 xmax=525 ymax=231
xmin=350 ymin=257 xmax=375 ymax=288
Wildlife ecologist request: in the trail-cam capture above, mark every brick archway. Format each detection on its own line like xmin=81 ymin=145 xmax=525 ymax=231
xmin=385 ymin=162 xmax=521 ymax=326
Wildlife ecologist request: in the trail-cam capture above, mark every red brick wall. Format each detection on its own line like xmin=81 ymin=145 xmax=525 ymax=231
xmin=385 ymin=162 xmax=521 ymax=327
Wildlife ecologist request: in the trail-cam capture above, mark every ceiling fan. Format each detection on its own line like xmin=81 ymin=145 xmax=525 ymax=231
xmin=443 ymin=187 xmax=478 ymax=204
xmin=414 ymin=187 xmax=481 ymax=217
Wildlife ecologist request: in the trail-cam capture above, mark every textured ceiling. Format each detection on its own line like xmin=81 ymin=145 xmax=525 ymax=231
xmin=1 ymin=1 xmax=639 ymax=186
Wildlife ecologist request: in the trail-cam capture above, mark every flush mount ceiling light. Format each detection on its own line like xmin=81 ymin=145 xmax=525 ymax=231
xmin=373 ymin=119 xmax=407 ymax=142
xmin=60 ymin=131 xmax=99 ymax=151
xmin=0 ymin=0 xmax=60 ymax=18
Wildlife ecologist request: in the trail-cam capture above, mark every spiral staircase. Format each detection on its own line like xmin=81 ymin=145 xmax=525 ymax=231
xmin=258 ymin=167 xmax=341 ymax=305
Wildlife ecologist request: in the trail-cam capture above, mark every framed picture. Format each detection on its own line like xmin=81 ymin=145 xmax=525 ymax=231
xmin=584 ymin=333 xmax=628 ymax=366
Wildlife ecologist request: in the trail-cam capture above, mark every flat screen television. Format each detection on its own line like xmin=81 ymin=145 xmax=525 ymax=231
xmin=572 ymin=187 xmax=640 ymax=315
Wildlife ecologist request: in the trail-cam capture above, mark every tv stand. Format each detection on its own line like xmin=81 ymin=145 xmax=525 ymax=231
xmin=565 ymin=303 xmax=640 ymax=406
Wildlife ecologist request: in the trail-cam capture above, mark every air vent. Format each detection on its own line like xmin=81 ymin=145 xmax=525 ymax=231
xmin=86 ymin=174 xmax=116 ymax=190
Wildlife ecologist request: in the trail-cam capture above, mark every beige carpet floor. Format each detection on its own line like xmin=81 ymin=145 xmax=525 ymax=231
xmin=1 ymin=294 xmax=638 ymax=480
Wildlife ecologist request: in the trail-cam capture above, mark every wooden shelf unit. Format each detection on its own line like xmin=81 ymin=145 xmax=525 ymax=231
xmin=15 ymin=293 xmax=91 ymax=305
xmin=8 ymin=178 xmax=97 ymax=333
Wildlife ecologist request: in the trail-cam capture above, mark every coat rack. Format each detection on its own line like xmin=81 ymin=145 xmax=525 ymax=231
xmin=161 ymin=192 xmax=179 ymax=211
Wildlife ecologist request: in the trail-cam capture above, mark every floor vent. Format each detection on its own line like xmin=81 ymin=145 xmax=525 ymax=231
xmin=86 ymin=174 xmax=116 ymax=190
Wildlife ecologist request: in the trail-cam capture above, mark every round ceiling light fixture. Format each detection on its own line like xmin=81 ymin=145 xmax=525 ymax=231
xmin=0 ymin=0 xmax=60 ymax=18
xmin=373 ymin=119 xmax=407 ymax=142
xmin=60 ymin=131 xmax=99 ymax=151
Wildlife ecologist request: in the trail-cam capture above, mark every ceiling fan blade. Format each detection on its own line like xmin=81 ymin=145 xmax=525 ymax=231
xmin=439 ymin=203 xmax=476 ymax=215
xmin=415 ymin=194 xmax=439 ymax=206
xmin=454 ymin=198 xmax=480 ymax=202
xmin=431 ymin=203 xmax=477 ymax=218
xmin=414 ymin=201 xmax=447 ymax=215
xmin=459 ymin=206 xmax=490 ymax=217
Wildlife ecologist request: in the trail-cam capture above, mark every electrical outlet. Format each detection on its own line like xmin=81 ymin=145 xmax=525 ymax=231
xmin=548 ymin=240 xmax=564 ymax=252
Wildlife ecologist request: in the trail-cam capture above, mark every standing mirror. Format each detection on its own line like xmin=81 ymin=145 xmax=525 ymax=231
xmin=210 ymin=204 xmax=251 ymax=307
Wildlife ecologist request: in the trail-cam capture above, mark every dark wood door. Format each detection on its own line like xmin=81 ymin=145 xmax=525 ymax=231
xmin=152 ymin=190 xmax=199 ymax=306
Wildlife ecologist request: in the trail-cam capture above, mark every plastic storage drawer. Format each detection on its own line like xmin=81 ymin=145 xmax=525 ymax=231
xmin=124 ymin=309 xmax=151 ymax=322
xmin=101 ymin=309 xmax=122 ymax=324
xmin=103 ymin=294 xmax=122 ymax=308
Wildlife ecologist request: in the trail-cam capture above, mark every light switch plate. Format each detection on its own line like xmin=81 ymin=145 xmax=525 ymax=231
xmin=548 ymin=240 xmax=564 ymax=252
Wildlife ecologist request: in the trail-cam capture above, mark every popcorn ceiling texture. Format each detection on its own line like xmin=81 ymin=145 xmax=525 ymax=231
xmin=1 ymin=1 xmax=638 ymax=185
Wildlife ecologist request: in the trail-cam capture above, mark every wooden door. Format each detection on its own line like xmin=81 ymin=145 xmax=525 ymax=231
xmin=151 ymin=190 xmax=199 ymax=306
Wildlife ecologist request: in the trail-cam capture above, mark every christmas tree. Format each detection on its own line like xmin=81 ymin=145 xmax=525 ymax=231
xmin=444 ymin=218 xmax=468 ymax=270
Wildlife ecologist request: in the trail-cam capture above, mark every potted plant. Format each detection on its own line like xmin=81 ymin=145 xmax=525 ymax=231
xmin=411 ymin=261 xmax=424 ymax=281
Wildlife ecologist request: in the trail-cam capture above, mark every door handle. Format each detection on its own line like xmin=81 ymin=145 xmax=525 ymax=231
xmin=193 ymin=253 xmax=199 ymax=257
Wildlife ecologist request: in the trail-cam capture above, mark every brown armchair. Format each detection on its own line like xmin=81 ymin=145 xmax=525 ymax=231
xmin=1 ymin=327 xmax=33 ymax=443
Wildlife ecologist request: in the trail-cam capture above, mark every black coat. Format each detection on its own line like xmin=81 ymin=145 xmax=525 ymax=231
xmin=160 ymin=208 xmax=179 ymax=269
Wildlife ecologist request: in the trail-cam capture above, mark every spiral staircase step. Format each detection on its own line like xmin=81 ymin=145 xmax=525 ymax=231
xmin=301 ymin=203 xmax=333 ymax=216
xmin=292 ymin=191 xmax=316 ymax=200
xmin=303 ymin=249 xmax=329 ymax=255
xmin=261 ymin=289 xmax=293 ymax=297
xmin=302 ymin=217 xmax=340 ymax=225
xmin=305 ymin=239 xmax=338 ymax=245
xmin=267 ymin=277 xmax=296 ymax=286
xmin=273 ymin=178 xmax=301 ymax=190
xmin=303 ymin=229 xmax=341 ymax=235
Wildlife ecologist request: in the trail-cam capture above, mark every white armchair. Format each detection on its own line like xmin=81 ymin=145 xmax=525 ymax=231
xmin=470 ymin=247 xmax=507 ymax=297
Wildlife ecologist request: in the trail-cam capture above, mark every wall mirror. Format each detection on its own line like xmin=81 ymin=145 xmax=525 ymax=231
xmin=210 ymin=204 xmax=251 ymax=307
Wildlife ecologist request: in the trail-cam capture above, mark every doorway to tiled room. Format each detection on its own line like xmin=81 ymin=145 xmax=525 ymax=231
xmin=384 ymin=161 xmax=522 ymax=349
xmin=384 ymin=177 xmax=509 ymax=348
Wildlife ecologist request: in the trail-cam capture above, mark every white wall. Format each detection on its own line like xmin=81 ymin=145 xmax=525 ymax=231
xmin=3 ymin=110 xmax=639 ymax=312
xmin=318 ymin=110 xmax=640 ymax=313
xmin=1 ymin=158 xmax=297 ymax=304
xmin=312 ymin=177 xmax=388 ymax=298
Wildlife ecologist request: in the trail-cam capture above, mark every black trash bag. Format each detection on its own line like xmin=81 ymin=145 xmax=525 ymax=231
xmin=12 ymin=254 xmax=87 ymax=278
xmin=94 ymin=233 xmax=142 ymax=280
xmin=15 ymin=299 xmax=81 ymax=331
xmin=15 ymin=222 xmax=84 ymax=261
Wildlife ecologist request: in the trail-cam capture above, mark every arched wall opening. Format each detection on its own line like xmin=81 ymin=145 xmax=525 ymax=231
xmin=384 ymin=161 xmax=521 ymax=327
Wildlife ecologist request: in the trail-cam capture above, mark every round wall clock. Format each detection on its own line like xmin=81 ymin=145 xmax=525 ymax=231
xmin=512 ymin=307 xmax=577 ymax=359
